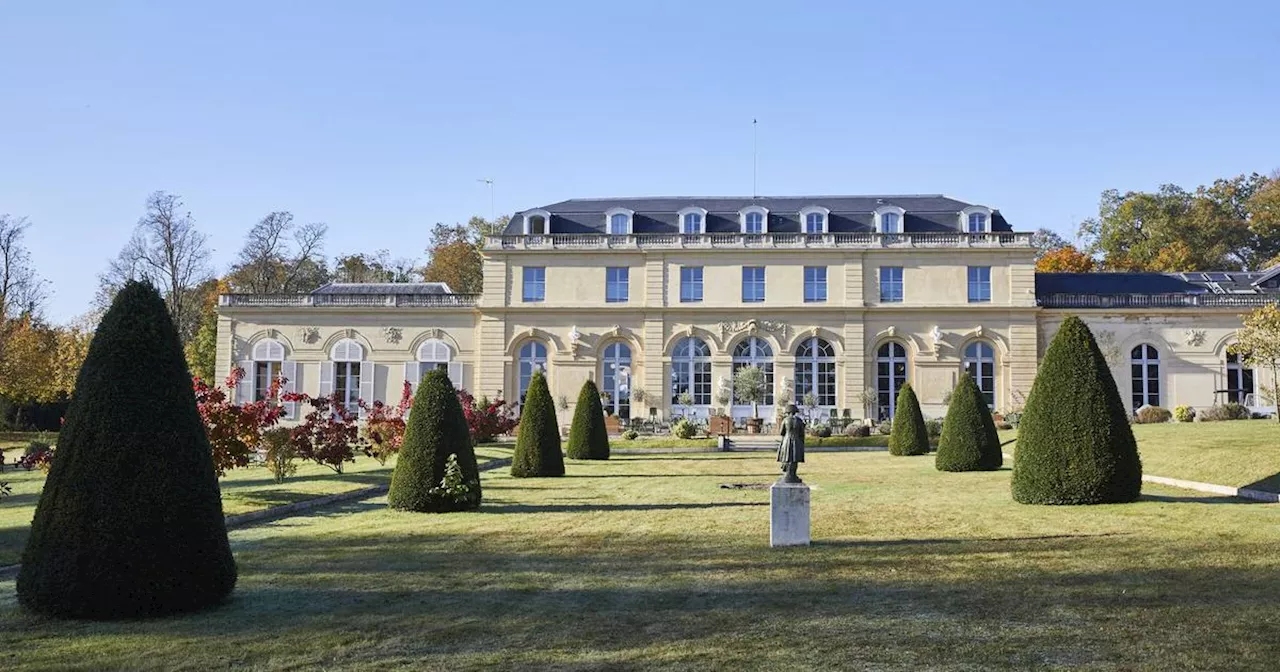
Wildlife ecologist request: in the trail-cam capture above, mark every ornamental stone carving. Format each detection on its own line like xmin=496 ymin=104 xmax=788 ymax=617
xmin=1184 ymin=329 xmax=1207 ymax=347
xmin=297 ymin=326 xmax=320 ymax=344
xmin=382 ymin=326 xmax=403 ymax=344
xmin=718 ymin=319 xmax=790 ymax=341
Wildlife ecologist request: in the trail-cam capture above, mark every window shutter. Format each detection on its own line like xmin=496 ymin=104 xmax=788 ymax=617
xmin=404 ymin=362 xmax=421 ymax=396
xmin=359 ymin=361 xmax=375 ymax=417
xmin=281 ymin=361 xmax=298 ymax=419
xmin=235 ymin=359 xmax=253 ymax=403
xmin=448 ymin=361 xmax=464 ymax=390
xmin=319 ymin=362 xmax=335 ymax=398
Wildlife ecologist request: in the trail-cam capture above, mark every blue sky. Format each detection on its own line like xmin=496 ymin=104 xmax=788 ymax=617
xmin=3 ymin=1 xmax=1279 ymax=322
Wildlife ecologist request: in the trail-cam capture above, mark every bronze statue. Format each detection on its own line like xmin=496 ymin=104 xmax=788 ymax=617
xmin=777 ymin=404 xmax=805 ymax=483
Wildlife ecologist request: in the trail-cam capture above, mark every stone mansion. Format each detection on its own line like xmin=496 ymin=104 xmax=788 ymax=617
xmin=216 ymin=195 xmax=1280 ymax=424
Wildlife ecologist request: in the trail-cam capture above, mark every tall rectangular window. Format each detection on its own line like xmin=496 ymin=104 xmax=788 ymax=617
xmin=680 ymin=266 xmax=703 ymax=303
xmin=742 ymin=267 xmax=765 ymax=303
xmin=605 ymin=267 xmax=629 ymax=303
xmin=968 ymin=213 xmax=988 ymax=233
xmin=879 ymin=266 xmax=904 ymax=303
xmin=522 ymin=266 xmax=545 ymax=302
xmin=968 ymin=266 xmax=992 ymax=303
xmin=804 ymin=266 xmax=827 ymax=303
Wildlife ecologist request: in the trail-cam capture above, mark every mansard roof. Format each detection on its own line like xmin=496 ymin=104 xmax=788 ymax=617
xmin=1036 ymin=271 xmax=1280 ymax=298
xmin=507 ymin=195 xmax=1012 ymax=235
xmin=311 ymin=282 xmax=454 ymax=295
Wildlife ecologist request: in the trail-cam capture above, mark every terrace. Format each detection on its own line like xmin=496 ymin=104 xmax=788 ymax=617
xmin=483 ymin=231 xmax=1035 ymax=251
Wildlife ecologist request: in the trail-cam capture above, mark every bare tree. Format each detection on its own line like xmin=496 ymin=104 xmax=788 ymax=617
xmin=226 ymin=211 xmax=328 ymax=293
xmin=100 ymin=192 xmax=212 ymax=341
xmin=0 ymin=214 xmax=47 ymax=319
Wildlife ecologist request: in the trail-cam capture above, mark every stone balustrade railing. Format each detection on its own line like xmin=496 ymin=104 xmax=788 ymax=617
xmin=483 ymin=231 xmax=1034 ymax=251
xmin=1038 ymin=293 xmax=1278 ymax=309
xmin=219 ymin=293 xmax=480 ymax=308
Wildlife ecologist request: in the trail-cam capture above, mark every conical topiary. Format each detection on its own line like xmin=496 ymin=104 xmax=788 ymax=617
xmin=1012 ymin=315 xmax=1142 ymax=504
xmin=566 ymin=379 xmax=610 ymax=460
xmin=388 ymin=368 xmax=481 ymax=512
xmin=936 ymin=372 xmax=1003 ymax=471
xmin=511 ymin=369 xmax=564 ymax=477
xmin=888 ymin=382 xmax=929 ymax=456
xmin=17 ymin=281 xmax=236 ymax=618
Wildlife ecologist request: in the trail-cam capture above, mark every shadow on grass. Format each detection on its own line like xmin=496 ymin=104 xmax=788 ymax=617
xmin=476 ymin=501 xmax=768 ymax=514
xmin=1241 ymin=471 xmax=1280 ymax=494
xmin=557 ymin=473 xmax=778 ymax=479
xmin=1140 ymin=493 xmax=1265 ymax=505
xmin=224 ymin=472 xmax=391 ymax=489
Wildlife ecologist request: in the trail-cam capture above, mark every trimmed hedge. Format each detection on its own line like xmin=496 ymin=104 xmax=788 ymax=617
xmin=566 ymin=379 xmax=610 ymax=460
xmin=936 ymin=372 xmax=1003 ymax=472
xmin=1012 ymin=315 xmax=1142 ymax=504
xmin=511 ymin=369 xmax=564 ymax=477
xmin=17 ymin=281 xmax=236 ymax=618
xmin=888 ymin=383 xmax=929 ymax=456
xmin=388 ymin=368 xmax=481 ymax=512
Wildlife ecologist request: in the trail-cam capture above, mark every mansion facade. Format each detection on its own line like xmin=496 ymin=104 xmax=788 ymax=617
xmin=216 ymin=195 xmax=1280 ymax=425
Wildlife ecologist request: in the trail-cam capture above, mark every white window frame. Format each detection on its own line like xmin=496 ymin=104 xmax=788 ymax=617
xmin=731 ymin=337 xmax=775 ymax=419
xmin=671 ymin=337 xmax=712 ymax=413
xmin=960 ymin=205 xmax=992 ymax=233
xmin=522 ymin=209 xmax=551 ymax=235
xmin=876 ymin=341 xmax=909 ymax=421
xmin=739 ymin=206 xmax=769 ymax=234
xmin=405 ymin=338 xmax=462 ymax=395
xmin=518 ymin=340 xmax=548 ymax=403
xmin=1130 ymin=344 xmax=1160 ymax=409
xmin=601 ymin=342 xmax=632 ymax=418
xmin=677 ymin=206 xmax=708 ymax=235
xmin=323 ymin=338 xmax=370 ymax=415
xmin=963 ymin=341 xmax=997 ymax=408
xmin=794 ymin=337 xmax=836 ymax=412
xmin=604 ymin=207 xmax=634 ymax=235
xmin=873 ymin=205 xmax=906 ymax=234
xmin=799 ymin=206 xmax=829 ymax=234
xmin=239 ymin=338 xmax=298 ymax=418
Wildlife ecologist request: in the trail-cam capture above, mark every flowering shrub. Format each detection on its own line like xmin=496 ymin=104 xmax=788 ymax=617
xmin=18 ymin=441 xmax=55 ymax=471
xmin=285 ymin=393 xmax=361 ymax=473
xmin=360 ymin=381 xmax=413 ymax=464
xmin=194 ymin=368 xmax=286 ymax=476
xmin=1174 ymin=405 xmax=1196 ymax=422
xmin=458 ymin=390 xmax=517 ymax=443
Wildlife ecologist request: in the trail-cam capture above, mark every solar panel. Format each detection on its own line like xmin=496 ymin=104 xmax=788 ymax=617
xmin=1205 ymin=272 xmax=1232 ymax=282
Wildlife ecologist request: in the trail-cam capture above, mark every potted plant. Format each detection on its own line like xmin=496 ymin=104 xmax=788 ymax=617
xmin=710 ymin=379 xmax=734 ymax=435
xmin=677 ymin=390 xmax=694 ymax=419
xmin=733 ymin=365 xmax=768 ymax=434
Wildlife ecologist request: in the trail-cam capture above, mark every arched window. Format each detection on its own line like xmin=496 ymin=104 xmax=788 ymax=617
xmin=251 ymin=339 xmax=286 ymax=402
xmin=794 ymin=337 xmax=836 ymax=412
xmin=745 ymin=211 xmax=765 ymax=234
xmin=1225 ymin=350 xmax=1254 ymax=405
xmin=731 ymin=337 xmax=774 ymax=418
xmin=526 ymin=214 xmax=548 ymax=235
xmin=1131 ymin=345 xmax=1160 ymax=409
xmin=324 ymin=339 xmax=367 ymax=412
xmin=518 ymin=341 xmax=548 ymax=403
xmin=963 ymin=342 xmax=996 ymax=408
xmin=601 ymin=342 xmax=632 ymax=418
xmin=876 ymin=342 xmax=908 ymax=420
xmin=967 ymin=213 xmax=988 ymax=233
xmin=405 ymin=339 xmax=458 ymax=394
xmin=671 ymin=337 xmax=711 ymax=411
xmin=805 ymin=212 xmax=824 ymax=234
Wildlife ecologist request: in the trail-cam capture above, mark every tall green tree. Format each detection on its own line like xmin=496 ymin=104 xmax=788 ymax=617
xmin=935 ymin=373 xmax=1003 ymax=472
xmin=566 ymin=379 xmax=610 ymax=460
xmin=389 ymin=368 xmax=482 ymax=511
xmin=18 ymin=281 xmax=236 ymax=617
xmin=1012 ymin=316 xmax=1142 ymax=504
xmin=511 ymin=369 xmax=564 ymax=477
xmin=1230 ymin=304 xmax=1280 ymax=422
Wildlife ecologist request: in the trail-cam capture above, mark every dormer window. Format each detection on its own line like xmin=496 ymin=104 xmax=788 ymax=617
xmin=960 ymin=206 xmax=992 ymax=233
xmin=873 ymin=205 xmax=906 ymax=234
xmin=677 ymin=206 xmax=707 ymax=235
xmin=739 ymin=206 xmax=769 ymax=234
xmin=604 ymin=207 xmax=634 ymax=235
xmin=799 ymin=206 xmax=829 ymax=234
xmin=523 ymin=209 xmax=551 ymax=235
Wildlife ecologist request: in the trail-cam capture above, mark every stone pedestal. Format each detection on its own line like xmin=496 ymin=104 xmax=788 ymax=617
xmin=770 ymin=482 xmax=811 ymax=547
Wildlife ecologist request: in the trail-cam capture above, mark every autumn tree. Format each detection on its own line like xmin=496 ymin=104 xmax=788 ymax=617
xmin=422 ymin=215 xmax=508 ymax=294
xmin=1030 ymin=228 xmax=1068 ymax=258
xmin=99 ymin=191 xmax=212 ymax=342
xmin=1036 ymin=245 xmax=1095 ymax=273
xmin=1230 ymin=304 xmax=1280 ymax=422
xmin=1079 ymin=174 xmax=1280 ymax=272
xmin=225 ymin=211 xmax=328 ymax=293
xmin=185 ymin=278 xmax=229 ymax=381
xmin=332 ymin=250 xmax=420 ymax=283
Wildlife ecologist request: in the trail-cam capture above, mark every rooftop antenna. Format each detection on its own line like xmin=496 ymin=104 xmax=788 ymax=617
xmin=752 ymin=119 xmax=758 ymax=199
xmin=477 ymin=178 xmax=495 ymax=220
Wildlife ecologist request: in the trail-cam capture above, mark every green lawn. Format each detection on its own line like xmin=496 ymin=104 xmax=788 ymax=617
xmin=0 ymin=445 xmax=513 ymax=567
xmin=3 ymin=451 xmax=1278 ymax=670
xmin=1000 ymin=420 xmax=1280 ymax=492
xmin=613 ymin=434 xmax=893 ymax=449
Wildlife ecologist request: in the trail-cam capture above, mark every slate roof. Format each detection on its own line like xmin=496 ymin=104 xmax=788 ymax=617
xmin=311 ymin=282 xmax=454 ymax=295
xmin=505 ymin=195 xmax=1012 ymax=235
xmin=1036 ymin=271 xmax=1280 ymax=297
